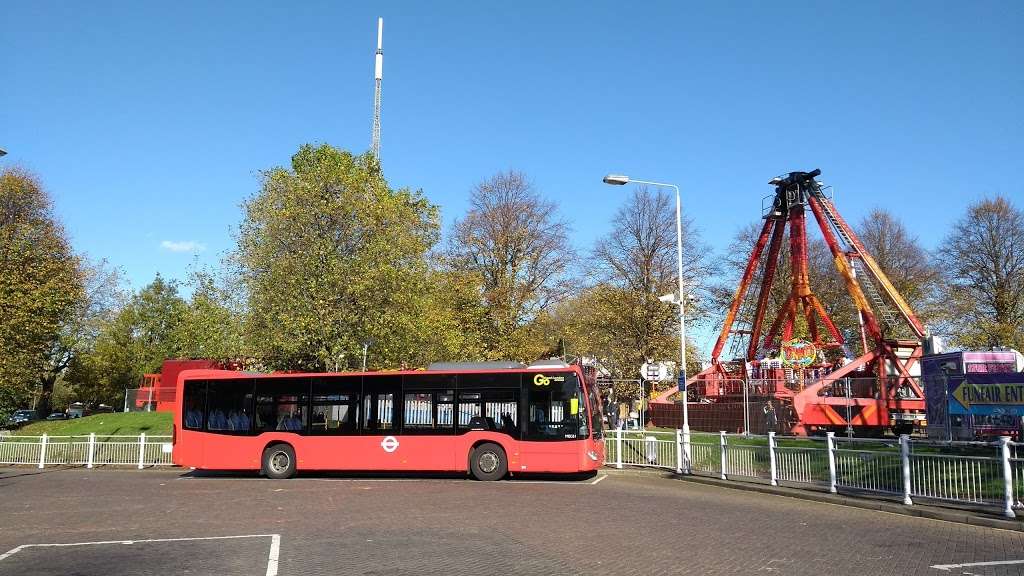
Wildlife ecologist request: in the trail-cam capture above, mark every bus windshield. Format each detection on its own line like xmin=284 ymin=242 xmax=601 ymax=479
xmin=526 ymin=372 xmax=590 ymax=440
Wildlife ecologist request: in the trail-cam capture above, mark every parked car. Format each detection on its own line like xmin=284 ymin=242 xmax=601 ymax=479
xmin=45 ymin=412 xmax=69 ymax=421
xmin=4 ymin=409 xmax=39 ymax=429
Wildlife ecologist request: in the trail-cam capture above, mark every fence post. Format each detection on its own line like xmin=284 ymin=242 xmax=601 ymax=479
xmin=87 ymin=433 xmax=95 ymax=469
xmin=1000 ymin=436 xmax=1016 ymax=518
xmin=826 ymin=432 xmax=837 ymax=494
xmin=682 ymin=427 xmax=691 ymax=474
xmin=719 ymin=431 xmax=727 ymax=480
xmin=137 ymin=433 xmax=146 ymax=470
xmin=768 ymin=431 xmax=778 ymax=487
xmin=675 ymin=429 xmax=683 ymax=474
xmin=38 ymin=434 xmax=48 ymax=469
xmin=615 ymin=427 xmax=623 ymax=469
xmin=900 ymin=434 xmax=913 ymax=505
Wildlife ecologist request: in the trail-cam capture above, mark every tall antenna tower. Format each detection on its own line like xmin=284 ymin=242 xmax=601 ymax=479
xmin=371 ymin=17 xmax=383 ymax=162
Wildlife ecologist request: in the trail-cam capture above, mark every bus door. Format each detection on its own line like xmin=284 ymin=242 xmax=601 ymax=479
xmin=394 ymin=374 xmax=457 ymax=470
xmin=519 ymin=372 xmax=590 ymax=473
xmin=359 ymin=375 xmax=403 ymax=470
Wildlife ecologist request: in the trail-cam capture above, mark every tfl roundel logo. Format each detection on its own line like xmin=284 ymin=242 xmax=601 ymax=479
xmin=380 ymin=436 xmax=400 ymax=453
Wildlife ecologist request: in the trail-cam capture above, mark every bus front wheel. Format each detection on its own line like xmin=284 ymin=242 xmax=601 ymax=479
xmin=469 ymin=443 xmax=507 ymax=481
xmin=262 ymin=444 xmax=296 ymax=479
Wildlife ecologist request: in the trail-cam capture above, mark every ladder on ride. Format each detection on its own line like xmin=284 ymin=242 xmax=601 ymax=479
xmin=812 ymin=192 xmax=905 ymax=338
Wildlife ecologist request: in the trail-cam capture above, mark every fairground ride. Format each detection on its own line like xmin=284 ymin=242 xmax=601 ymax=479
xmin=695 ymin=169 xmax=926 ymax=436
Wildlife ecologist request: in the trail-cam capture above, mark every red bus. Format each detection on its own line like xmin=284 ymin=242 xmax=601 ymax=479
xmin=172 ymin=362 xmax=604 ymax=480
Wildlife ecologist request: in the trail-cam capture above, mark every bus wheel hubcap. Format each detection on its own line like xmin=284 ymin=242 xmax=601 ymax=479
xmin=271 ymin=452 xmax=290 ymax=472
xmin=479 ymin=452 xmax=499 ymax=473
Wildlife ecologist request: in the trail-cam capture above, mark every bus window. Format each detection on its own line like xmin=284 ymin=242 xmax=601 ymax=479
xmin=207 ymin=379 xmax=254 ymax=433
xmin=398 ymin=374 xmax=455 ymax=435
xmin=456 ymin=373 xmax=520 ymax=437
xmin=255 ymin=378 xmax=310 ymax=433
xmin=362 ymin=375 xmax=400 ymax=433
xmin=183 ymin=380 xmax=206 ymax=431
xmin=525 ymin=372 xmax=589 ymax=441
xmin=311 ymin=376 xmax=360 ymax=435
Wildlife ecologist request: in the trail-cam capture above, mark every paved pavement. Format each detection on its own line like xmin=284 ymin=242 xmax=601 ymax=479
xmin=2 ymin=467 xmax=1024 ymax=575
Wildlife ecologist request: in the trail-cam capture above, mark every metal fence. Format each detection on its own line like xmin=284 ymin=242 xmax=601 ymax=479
xmin=0 ymin=434 xmax=173 ymax=468
xmin=606 ymin=428 xmax=1022 ymax=518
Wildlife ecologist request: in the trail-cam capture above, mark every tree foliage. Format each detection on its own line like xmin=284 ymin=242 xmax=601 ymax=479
xmin=541 ymin=187 xmax=711 ymax=385
xmin=0 ymin=168 xmax=83 ymax=416
xmin=448 ymin=170 xmax=575 ymax=361
xmin=39 ymin=258 xmax=123 ymax=413
xmin=66 ymin=275 xmax=187 ymax=407
xmin=936 ymin=196 xmax=1024 ymax=349
xmin=234 ymin=144 xmax=467 ymax=370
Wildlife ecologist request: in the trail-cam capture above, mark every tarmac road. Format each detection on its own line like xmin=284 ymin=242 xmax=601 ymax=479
xmin=1 ymin=467 xmax=1023 ymax=575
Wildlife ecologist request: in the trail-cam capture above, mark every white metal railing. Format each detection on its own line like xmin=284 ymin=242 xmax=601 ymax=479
xmin=0 ymin=434 xmax=173 ymax=468
xmin=605 ymin=428 xmax=1022 ymax=518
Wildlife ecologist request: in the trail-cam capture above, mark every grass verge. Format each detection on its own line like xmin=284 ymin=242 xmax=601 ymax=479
xmin=12 ymin=412 xmax=172 ymax=438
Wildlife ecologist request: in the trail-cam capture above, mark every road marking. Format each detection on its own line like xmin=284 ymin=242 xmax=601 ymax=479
xmin=0 ymin=533 xmax=281 ymax=576
xmin=932 ymin=559 xmax=1024 ymax=572
xmin=590 ymin=475 xmax=607 ymax=485
xmin=266 ymin=534 xmax=280 ymax=576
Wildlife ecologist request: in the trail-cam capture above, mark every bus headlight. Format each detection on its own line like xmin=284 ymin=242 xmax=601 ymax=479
xmin=587 ymin=450 xmax=599 ymax=461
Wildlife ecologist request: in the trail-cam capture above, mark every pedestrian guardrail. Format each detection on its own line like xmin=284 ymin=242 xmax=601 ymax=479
xmin=606 ymin=428 xmax=1023 ymax=518
xmin=0 ymin=434 xmax=173 ymax=469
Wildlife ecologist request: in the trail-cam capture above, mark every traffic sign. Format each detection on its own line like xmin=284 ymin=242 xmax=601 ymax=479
xmin=640 ymin=362 xmax=674 ymax=382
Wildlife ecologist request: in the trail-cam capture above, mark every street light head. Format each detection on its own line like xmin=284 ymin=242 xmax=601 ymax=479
xmin=603 ymin=174 xmax=630 ymax=186
xmin=658 ymin=293 xmax=678 ymax=304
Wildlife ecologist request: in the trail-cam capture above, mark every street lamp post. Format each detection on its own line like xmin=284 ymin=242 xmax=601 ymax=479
xmin=603 ymin=174 xmax=691 ymax=468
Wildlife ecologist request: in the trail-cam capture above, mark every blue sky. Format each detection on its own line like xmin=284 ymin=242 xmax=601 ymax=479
xmin=3 ymin=1 xmax=1022 ymax=353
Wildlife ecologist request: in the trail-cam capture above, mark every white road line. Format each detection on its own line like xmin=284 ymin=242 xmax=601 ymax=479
xmin=266 ymin=534 xmax=280 ymax=576
xmin=590 ymin=475 xmax=607 ymax=485
xmin=932 ymin=559 xmax=1024 ymax=572
xmin=0 ymin=533 xmax=282 ymax=576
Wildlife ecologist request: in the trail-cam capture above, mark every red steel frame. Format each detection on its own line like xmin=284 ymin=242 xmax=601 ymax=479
xmin=700 ymin=170 xmax=926 ymax=435
xmin=173 ymin=367 xmax=605 ymax=475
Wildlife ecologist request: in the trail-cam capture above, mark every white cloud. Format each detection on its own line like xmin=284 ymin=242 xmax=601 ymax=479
xmin=160 ymin=240 xmax=206 ymax=253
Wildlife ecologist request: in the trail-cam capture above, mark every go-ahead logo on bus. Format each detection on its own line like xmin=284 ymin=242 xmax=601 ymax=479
xmin=781 ymin=339 xmax=817 ymax=369
xmin=380 ymin=436 xmax=399 ymax=453
xmin=534 ymin=374 xmax=565 ymax=387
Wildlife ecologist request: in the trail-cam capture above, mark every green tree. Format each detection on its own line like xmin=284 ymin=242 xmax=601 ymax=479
xmin=234 ymin=144 xmax=456 ymax=370
xmin=936 ymin=196 xmax=1024 ymax=349
xmin=0 ymin=168 xmax=83 ymax=416
xmin=66 ymin=274 xmax=187 ymax=406
xmin=173 ymin=270 xmax=246 ymax=361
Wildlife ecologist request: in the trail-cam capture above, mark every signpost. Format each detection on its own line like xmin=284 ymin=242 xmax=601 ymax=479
xmin=638 ymin=362 xmax=675 ymax=430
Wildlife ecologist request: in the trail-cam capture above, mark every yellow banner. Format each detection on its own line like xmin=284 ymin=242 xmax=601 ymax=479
xmin=953 ymin=383 xmax=1024 ymax=408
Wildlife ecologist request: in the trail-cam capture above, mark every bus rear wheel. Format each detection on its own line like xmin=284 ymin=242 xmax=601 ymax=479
xmin=470 ymin=443 xmax=507 ymax=481
xmin=262 ymin=444 xmax=296 ymax=479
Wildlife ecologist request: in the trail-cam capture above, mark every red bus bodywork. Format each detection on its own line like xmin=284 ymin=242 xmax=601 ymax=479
xmin=173 ymin=367 xmax=604 ymax=476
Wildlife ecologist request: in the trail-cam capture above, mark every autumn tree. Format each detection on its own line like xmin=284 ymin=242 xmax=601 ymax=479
xmin=856 ymin=208 xmax=942 ymax=329
xmin=233 ymin=144 xmax=470 ymax=371
xmin=580 ymin=186 xmax=712 ymax=382
xmin=0 ymin=168 xmax=83 ymax=416
xmin=448 ymin=170 xmax=575 ymax=361
xmin=936 ymin=196 xmax=1024 ymax=349
xmin=38 ymin=259 xmax=123 ymax=413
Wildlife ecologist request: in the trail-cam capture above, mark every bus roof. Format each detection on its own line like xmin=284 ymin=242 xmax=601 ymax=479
xmin=176 ymin=365 xmax=583 ymax=385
